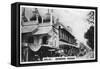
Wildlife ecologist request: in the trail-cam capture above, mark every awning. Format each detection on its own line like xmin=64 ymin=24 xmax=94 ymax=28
xmin=33 ymin=26 xmax=52 ymax=35
xmin=29 ymin=44 xmax=41 ymax=52
xmin=22 ymin=25 xmax=38 ymax=33
xmin=59 ymin=41 xmax=78 ymax=48
xmin=29 ymin=44 xmax=55 ymax=52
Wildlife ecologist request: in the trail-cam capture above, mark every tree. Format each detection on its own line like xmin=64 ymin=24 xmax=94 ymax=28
xmin=84 ymin=11 xmax=95 ymax=50
xmin=84 ymin=26 xmax=94 ymax=50
xmin=87 ymin=11 xmax=94 ymax=24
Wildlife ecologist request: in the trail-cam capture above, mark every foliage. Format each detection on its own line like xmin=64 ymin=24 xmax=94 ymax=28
xmin=84 ymin=26 xmax=94 ymax=50
xmin=87 ymin=11 xmax=94 ymax=24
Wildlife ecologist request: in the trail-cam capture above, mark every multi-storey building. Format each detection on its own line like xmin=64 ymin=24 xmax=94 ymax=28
xmin=21 ymin=8 xmax=78 ymax=61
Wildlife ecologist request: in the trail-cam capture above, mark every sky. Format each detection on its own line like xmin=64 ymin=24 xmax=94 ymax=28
xmin=21 ymin=6 xmax=94 ymax=45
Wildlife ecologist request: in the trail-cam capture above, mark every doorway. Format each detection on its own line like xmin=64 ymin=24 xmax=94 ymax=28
xmin=42 ymin=36 xmax=48 ymax=44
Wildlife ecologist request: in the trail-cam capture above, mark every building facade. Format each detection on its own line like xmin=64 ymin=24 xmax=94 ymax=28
xmin=21 ymin=8 xmax=77 ymax=62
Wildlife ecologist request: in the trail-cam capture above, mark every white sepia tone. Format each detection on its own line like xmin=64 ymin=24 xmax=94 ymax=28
xmin=20 ymin=6 xmax=95 ymax=64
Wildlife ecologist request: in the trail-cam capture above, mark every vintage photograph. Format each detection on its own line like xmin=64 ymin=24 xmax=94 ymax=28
xmin=20 ymin=5 xmax=96 ymax=63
